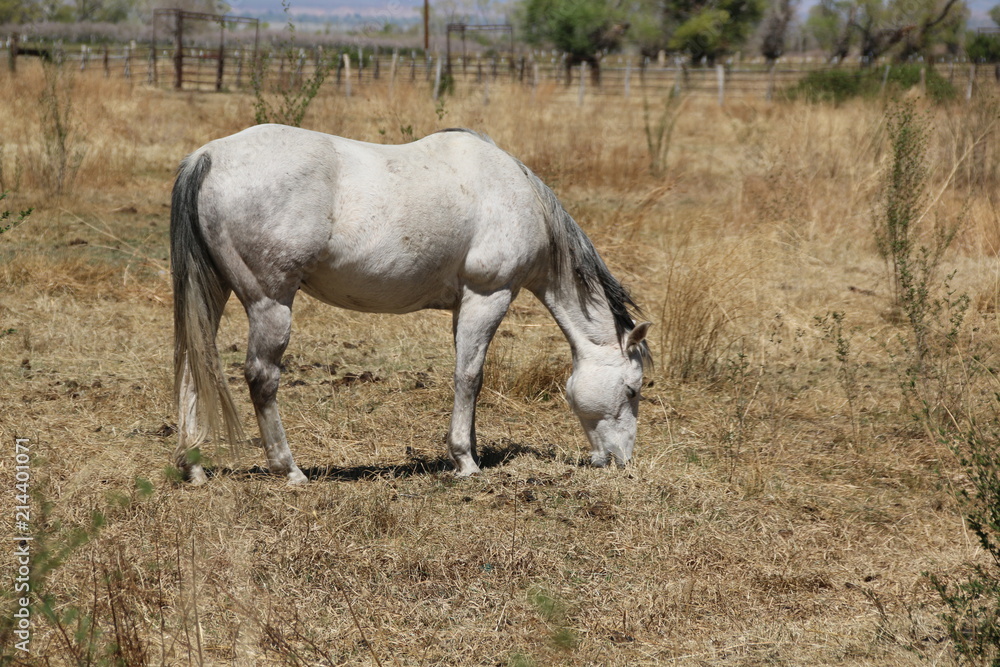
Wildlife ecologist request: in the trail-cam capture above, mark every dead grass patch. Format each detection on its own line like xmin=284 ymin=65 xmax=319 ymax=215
xmin=2 ymin=59 xmax=999 ymax=665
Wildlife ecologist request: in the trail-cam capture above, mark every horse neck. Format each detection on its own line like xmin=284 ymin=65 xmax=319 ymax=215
xmin=537 ymin=274 xmax=619 ymax=363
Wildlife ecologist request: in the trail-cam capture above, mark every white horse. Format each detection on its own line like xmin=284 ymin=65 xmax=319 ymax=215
xmin=171 ymin=125 xmax=651 ymax=484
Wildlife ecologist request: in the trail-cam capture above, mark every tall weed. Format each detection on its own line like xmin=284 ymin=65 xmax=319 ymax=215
xmin=930 ymin=404 xmax=1000 ymax=666
xmin=643 ymin=91 xmax=685 ymax=177
xmin=251 ymin=0 xmax=336 ymax=127
xmin=36 ymin=61 xmax=86 ymax=195
xmin=658 ymin=243 xmax=750 ymax=381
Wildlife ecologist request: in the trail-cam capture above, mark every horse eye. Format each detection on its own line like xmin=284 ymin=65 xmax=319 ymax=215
xmin=625 ymin=386 xmax=638 ymax=400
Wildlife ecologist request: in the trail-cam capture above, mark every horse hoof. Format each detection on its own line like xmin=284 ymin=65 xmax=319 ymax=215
xmin=453 ymin=462 xmax=481 ymax=478
xmin=187 ymin=465 xmax=209 ymax=486
xmin=286 ymin=468 xmax=308 ymax=485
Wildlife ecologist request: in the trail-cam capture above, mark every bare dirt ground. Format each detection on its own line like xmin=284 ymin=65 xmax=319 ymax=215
xmin=2 ymin=63 xmax=999 ymax=665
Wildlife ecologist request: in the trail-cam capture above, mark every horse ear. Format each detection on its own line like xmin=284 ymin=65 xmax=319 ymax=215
xmin=626 ymin=321 xmax=652 ymax=350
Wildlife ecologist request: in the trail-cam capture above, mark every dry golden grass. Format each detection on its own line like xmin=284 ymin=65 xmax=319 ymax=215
xmin=2 ymin=61 xmax=1000 ymax=665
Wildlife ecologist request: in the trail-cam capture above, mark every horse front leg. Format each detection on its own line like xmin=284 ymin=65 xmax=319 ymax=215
xmin=245 ymin=298 xmax=307 ymax=484
xmin=448 ymin=287 xmax=512 ymax=476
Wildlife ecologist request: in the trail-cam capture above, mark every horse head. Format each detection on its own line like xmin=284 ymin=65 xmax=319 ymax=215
xmin=566 ymin=322 xmax=651 ymax=467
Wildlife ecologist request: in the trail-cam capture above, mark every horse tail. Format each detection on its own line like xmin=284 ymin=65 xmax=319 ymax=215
xmin=170 ymin=152 xmax=245 ymax=460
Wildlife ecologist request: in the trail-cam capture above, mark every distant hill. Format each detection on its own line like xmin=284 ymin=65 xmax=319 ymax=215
xmin=233 ymin=0 xmax=996 ymax=28
xmin=231 ymin=0 xmax=425 ymax=19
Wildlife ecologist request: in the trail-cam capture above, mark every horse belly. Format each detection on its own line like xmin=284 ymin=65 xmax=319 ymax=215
xmin=300 ymin=257 xmax=460 ymax=313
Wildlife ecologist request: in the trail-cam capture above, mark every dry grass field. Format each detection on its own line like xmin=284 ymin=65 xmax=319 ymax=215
xmin=2 ymin=61 xmax=1000 ymax=665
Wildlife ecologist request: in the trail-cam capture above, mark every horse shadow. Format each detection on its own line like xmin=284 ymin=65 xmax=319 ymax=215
xmin=205 ymin=439 xmax=558 ymax=483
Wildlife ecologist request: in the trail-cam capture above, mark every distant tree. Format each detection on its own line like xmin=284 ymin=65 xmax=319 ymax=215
xmin=967 ymin=31 xmax=1000 ymax=61
xmin=665 ymin=0 xmax=766 ymax=65
xmin=628 ymin=0 xmax=671 ymax=56
xmin=806 ymin=0 xmax=967 ymax=64
xmin=760 ymin=0 xmax=797 ymax=61
xmin=74 ymin=0 xmax=134 ymax=22
xmin=0 ymin=0 xmax=40 ymax=22
xmin=966 ymin=5 xmax=1000 ymax=64
xmin=897 ymin=0 xmax=967 ymax=61
xmin=806 ymin=0 xmax=856 ymax=60
xmin=520 ymin=0 xmax=629 ymax=83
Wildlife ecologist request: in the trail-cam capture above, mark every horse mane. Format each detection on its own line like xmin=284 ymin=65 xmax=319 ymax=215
xmin=430 ymin=129 xmax=647 ymax=357
xmin=513 ymin=157 xmax=648 ymax=356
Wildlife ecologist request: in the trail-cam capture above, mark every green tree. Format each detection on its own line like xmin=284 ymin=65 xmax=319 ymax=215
xmin=967 ymin=31 xmax=1000 ymax=62
xmin=806 ymin=0 xmax=967 ymax=63
xmin=0 ymin=0 xmax=40 ymax=23
xmin=520 ymin=0 xmax=629 ymax=82
xmin=664 ymin=0 xmax=766 ymax=65
xmin=968 ymin=3 xmax=1000 ymax=63
xmin=806 ymin=0 xmax=856 ymax=60
xmin=760 ymin=0 xmax=797 ymax=61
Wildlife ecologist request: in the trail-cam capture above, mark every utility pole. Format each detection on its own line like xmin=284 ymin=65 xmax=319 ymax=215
xmin=424 ymin=0 xmax=429 ymax=51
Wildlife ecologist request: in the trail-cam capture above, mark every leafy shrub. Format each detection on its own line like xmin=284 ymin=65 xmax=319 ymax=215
xmin=930 ymin=412 xmax=1000 ymax=665
xmin=0 ymin=192 xmax=31 ymax=234
xmin=786 ymin=64 xmax=957 ymax=104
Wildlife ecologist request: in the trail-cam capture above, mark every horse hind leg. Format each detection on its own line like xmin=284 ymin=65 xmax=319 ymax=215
xmin=244 ymin=298 xmax=307 ymax=484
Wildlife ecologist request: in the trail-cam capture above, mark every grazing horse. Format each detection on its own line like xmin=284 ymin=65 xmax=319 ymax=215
xmin=171 ymin=125 xmax=651 ymax=484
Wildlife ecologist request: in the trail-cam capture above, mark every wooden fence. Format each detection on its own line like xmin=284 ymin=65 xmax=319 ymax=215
xmin=5 ymin=37 xmax=1000 ymax=103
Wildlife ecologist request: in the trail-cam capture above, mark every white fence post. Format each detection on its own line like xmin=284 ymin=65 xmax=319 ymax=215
xmin=716 ymin=63 xmax=725 ymax=106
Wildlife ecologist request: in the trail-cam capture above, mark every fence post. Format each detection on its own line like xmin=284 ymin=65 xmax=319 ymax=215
xmin=578 ymin=61 xmax=586 ymax=106
xmin=173 ymin=13 xmax=183 ymax=89
xmin=967 ymin=62 xmax=976 ymax=101
xmin=880 ymin=64 xmax=890 ymax=96
xmin=716 ymin=63 xmax=725 ymax=106
xmin=124 ymin=43 xmax=132 ymax=79
xmin=151 ymin=41 xmax=158 ymax=85
xmin=765 ymin=61 xmax=776 ymax=101
xmin=624 ymin=59 xmax=631 ymax=98
xmin=433 ymin=55 xmax=442 ymax=100
xmin=216 ymin=26 xmax=225 ymax=91
xmin=343 ymin=53 xmax=351 ymax=97
xmin=390 ymin=49 xmax=398 ymax=94
xmin=104 ymin=44 xmax=111 ymax=79
xmin=8 ymin=32 xmax=17 ymax=72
